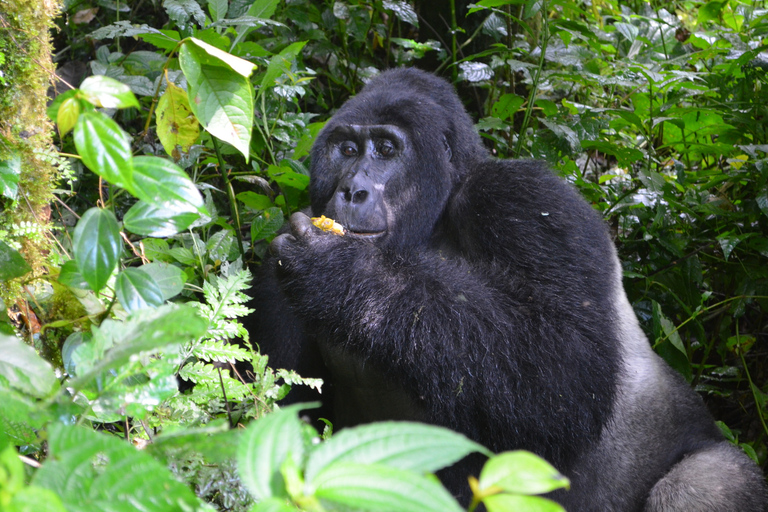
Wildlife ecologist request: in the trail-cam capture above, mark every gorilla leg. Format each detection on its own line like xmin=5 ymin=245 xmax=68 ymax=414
xmin=645 ymin=441 xmax=768 ymax=512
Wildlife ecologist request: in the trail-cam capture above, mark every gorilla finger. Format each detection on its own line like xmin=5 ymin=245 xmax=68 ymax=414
xmin=270 ymin=233 xmax=296 ymax=257
xmin=290 ymin=212 xmax=315 ymax=239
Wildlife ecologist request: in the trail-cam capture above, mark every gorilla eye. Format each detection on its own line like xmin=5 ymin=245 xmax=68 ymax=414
xmin=340 ymin=142 xmax=358 ymax=157
xmin=376 ymin=140 xmax=395 ymax=157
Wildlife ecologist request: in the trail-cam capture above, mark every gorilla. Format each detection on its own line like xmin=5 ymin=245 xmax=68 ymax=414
xmin=248 ymin=68 xmax=767 ymax=511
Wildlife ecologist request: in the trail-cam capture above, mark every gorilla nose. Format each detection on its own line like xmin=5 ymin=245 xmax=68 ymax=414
xmin=343 ymin=188 xmax=369 ymax=205
xmin=338 ymin=172 xmax=373 ymax=206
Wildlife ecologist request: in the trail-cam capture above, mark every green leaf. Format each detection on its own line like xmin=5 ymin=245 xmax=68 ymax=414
xmin=251 ymin=207 xmax=284 ymax=243
xmin=698 ymin=0 xmax=726 ymax=23
xmin=484 ymin=494 xmax=565 ymax=512
xmin=756 ymin=192 xmax=768 ymax=219
xmin=72 ymin=207 xmax=122 ymax=293
xmin=179 ymin=41 xmax=254 ymax=161
xmin=580 ymin=140 xmax=644 ymax=168
xmin=132 ymin=155 xmax=207 ymax=213
xmin=251 ymin=497 xmax=299 ymax=512
xmin=73 ymin=111 xmax=135 ymax=191
xmin=115 ymin=268 xmax=165 ymax=313
xmin=156 ymin=82 xmax=200 ymax=156
xmin=0 ymin=333 xmax=59 ymax=398
xmin=383 ymin=1 xmax=418 ymax=27
xmin=246 ymin=0 xmax=280 ymax=20
xmin=238 ymin=403 xmax=314 ymax=501
xmin=0 ymin=154 xmax=21 ymax=200
xmin=57 ymin=260 xmax=90 ymax=289
xmin=490 ymin=93 xmax=524 ymax=122
xmin=309 ymin=462 xmax=463 ymax=512
xmin=0 ymin=240 xmax=31 ymax=281
xmin=207 ymin=0 xmax=228 ymax=21
xmin=305 ymin=421 xmax=491 ymax=483
xmin=56 ymin=96 xmax=81 ymax=138
xmin=184 ymin=37 xmax=257 ymax=78
xmin=7 ymin=486 xmax=68 ymax=512
xmin=33 ymin=423 xmax=205 ymax=512
xmin=139 ymin=262 xmax=185 ymax=300
xmin=479 ymin=451 xmax=569 ymax=495
xmin=260 ymin=42 xmax=307 ymax=89
xmin=67 ymin=304 xmax=208 ymax=392
xmin=237 ymin=191 xmax=273 ymax=210
xmin=79 ymin=75 xmax=140 ymax=109
xmin=123 ymin=200 xmax=200 ymax=237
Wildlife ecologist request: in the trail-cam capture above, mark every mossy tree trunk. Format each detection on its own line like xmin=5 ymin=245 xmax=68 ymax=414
xmin=0 ymin=0 xmax=61 ymax=328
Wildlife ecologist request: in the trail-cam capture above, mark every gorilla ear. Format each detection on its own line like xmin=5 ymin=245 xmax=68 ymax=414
xmin=443 ymin=135 xmax=453 ymax=162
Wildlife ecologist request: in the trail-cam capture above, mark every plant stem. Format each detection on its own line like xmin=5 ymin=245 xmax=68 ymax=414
xmin=211 ymin=136 xmax=245 ymax=257
xmin=514 ymin=0 xmax=549 ymax=158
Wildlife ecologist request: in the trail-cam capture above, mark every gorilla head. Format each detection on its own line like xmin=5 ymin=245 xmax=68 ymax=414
xmin=308 ymin=68 xmax=487 ymax=250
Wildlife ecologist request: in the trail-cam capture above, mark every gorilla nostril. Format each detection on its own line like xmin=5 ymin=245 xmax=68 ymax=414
xmin=352 ymin=190 xmax=368 ymax=204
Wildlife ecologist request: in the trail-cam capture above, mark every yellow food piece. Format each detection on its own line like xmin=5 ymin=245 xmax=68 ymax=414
xmin=311 ymin=215 xmax=345 ymax=236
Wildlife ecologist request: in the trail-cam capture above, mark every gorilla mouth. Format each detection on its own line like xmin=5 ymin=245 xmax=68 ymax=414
xmin=348 ymin=230 xmax=386 ymax=239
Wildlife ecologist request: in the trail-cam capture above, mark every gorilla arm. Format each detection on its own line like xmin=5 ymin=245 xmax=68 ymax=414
xmin=270 ymin=209 xmax=612 ymax=461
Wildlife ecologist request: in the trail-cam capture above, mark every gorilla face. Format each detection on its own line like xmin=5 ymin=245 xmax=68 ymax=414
xmin=319 ymin=124 xmax=409 ymax=240
xmin=311 ymin=119 xmax=454 ymax=250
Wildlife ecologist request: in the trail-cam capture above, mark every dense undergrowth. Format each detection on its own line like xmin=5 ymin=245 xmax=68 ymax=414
xmin=0 ymin=0 xmax=766 ymax=510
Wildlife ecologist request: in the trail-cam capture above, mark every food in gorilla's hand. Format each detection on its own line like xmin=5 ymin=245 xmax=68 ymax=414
xmin=311 ymin=215 xmax=345 ymax=236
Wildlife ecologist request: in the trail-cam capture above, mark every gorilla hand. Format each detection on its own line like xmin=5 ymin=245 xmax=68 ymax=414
xmin=271 ymin=212 xmax=335 ymax=260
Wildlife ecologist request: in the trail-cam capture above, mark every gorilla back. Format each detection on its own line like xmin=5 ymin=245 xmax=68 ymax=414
xmin=249 ymin=68 xmax=767 ymax=511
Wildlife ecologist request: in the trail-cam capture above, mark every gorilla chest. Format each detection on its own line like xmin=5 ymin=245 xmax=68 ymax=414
xmin=318 ymin=342 xmax=427 ymax=427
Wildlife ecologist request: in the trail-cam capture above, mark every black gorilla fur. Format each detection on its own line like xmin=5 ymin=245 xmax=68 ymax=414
xmin=248 ymin=68 xmax=767 ymax=511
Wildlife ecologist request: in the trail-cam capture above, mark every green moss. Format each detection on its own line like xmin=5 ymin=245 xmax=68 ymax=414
xmin=0 ymin=0 xmax=61 ymax=308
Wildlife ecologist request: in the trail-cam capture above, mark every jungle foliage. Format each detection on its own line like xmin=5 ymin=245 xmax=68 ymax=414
xmin=0 ymin=0 xmax=766 ymax=510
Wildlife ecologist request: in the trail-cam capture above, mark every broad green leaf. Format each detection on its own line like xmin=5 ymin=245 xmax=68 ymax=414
xmin=0 ymin=389 xmax=45 ymax=445
xmin=156 ymin=82 xmax=200 ymax=156
xmin=580 ymin=140 xmax=644 ymax=167
xmin=0 ymin=154 xmax=21 ymax=200
xmin=138 ymin=29 xmax=181 ymax=52
xmin=238 ymin=403 xmax=314 ymax=501
xmin=132 ymin=155 xmax=206 ymax=213
xmin=7 ymin=486 xmax=68 ymax=512
xmin=479 ymin=451 xmax=569 ymax=495
xmin=56 ymin=96 xmax=81 ymax=137
xmin=139 ymin=262 xmax=185 ymax=300
xmin=237 ymin=191 xmax=273 ymax=210
xmin=207 ymin=0 xmax=228 ymax=21
xmin=115 ymin=268 xmax=165 ymax=313
xmin=491 ymin=93 xmax=524 ymax=122
xmin=67 ymin=304 xmax=208 ymax=392
xmin=123 ymin=200 xmax=200 ymax=237
xmin=698 ymin=0 xmax=726 ymax=23
xmin=309 ymin=462 xmax=463 ymax=512
xmin=57 ymin=260 xmax=89 ymax=289
xmin=251 ymin=497 xmax=299 ymax=512
xmin=260 ymin=42 xmax=307 ymax=89
xmin=484 ymin=494 xmax=565 ymax=512
xmin=179 ymin=42 xmax=254 ymax=161
xmin=0 ymin=240 xmax=31 ymax=280
xmin=73 ymin=111 xmax=135 ymax=192
xmin=33 ymin=423 xmax=204 ymax=512
xmin=79 ymin=75 xmax=140 ymax=109
xmin=251 ymin=207 xmax=284 ymax=243
xmin=756 ymin=192 xmax=768 ymax=219
xmin=383 ymin=1 xmax=418 ymax=26
xmin=185 ymin=37 xmax=257 ymax=78
xmin=72 ymin=207 xmax=122 ymax=293
xmin=305 ymin=421 xmax=491 ymax=483
xmin=0 ymin=333 xmax=59 ymax=398
xmin=247 ymin=0 xmax=280 ymax=19
xmin=164 ymin=0 xmax=206 ymax=27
